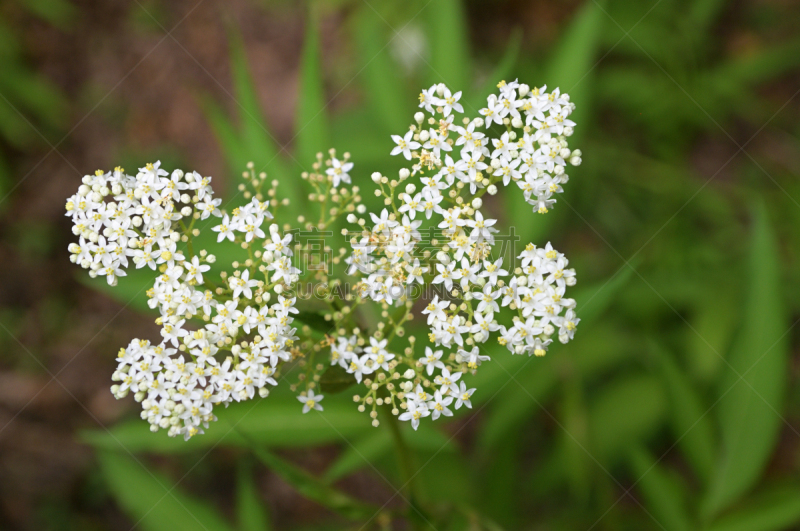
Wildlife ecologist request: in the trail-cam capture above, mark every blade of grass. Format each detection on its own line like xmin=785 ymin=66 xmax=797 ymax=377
xmin=98 ymin=450 xmax=235 ymax=531
xmin=353 ymin=5 xmax=408 ymax=132
xmin=588 ymin=374 xmax=667 ymax=463
xmin=246 ymin=435 xmax=377 ymax=520
xmin=236 ymin=458 xmax=272 ymax=531
xmin=423 ymin=0 xmax=469 ymax=90
xmin=295 ymin=2 xmax=330 ymax=166
xmin=510 ymin=0 xmax=605 ymax=243
xmin=81 ymin=391 xmax=371 ymax=452
xmin=703 ymin=201 xmax=788 ymax=518
xmin=652 ymin=341 xmax=716 ymax=484
xmin=629 ymin=446 xmax=693 ymax=531
xmin=466 ymin=29 xmax=521 ymax=112
xmin=707 ymin=487 xmax=800 ymax=531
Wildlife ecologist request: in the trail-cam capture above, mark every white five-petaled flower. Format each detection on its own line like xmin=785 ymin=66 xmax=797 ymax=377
xmin=298 ymin=389 xmax=324 ymax=413
xmin=399 ymin=399 xmax=430 ymax=430
xmin=185 ymin=256 xmax=210 ymax=284
xmin=404 ymin=259 xmax=428 ymax=285
xmin=326 ymin=158 xmax=354 ymax=187
xmin=440 ymin=87 xmax=463 ymax=117
xmin=466 ymin=210 xmax=498 ymax=243
xmin=454 ymin=381 xmax=475 ymax=409
xmin=230 ymin=270 xmax=259 ymax=299
xmin=419 ymin=347 xmax=445 ymax=376
xmin=427 ymin=390 xmax=454 ymax=420
xmin=390 ymin=130 xmax=421 ymax=160
xmin=212 ymin=215 xmax=235 ymax=242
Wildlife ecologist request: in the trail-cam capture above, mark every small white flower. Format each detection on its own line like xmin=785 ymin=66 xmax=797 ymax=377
xmin=390 ymin=130 xmax=421 ymax=160
xmin=418 ymin=84 xmax=443 ymax=114
xmin=399 ymin=399 xmax=430 ymax=430
xmin=440 ymin=87 xmax=463 ymax=117
xmin=298 ymin=389 xmax=324 ymax=413
xmin=404 ymin=259 xmax=428 ymax=285
xmin=454 ymin=381 xmax=475 ymax=409
xmin=423 ymin=129 xmax=452 ymax=157
xmin=435 ymin=367 xmax=462 ymax=394
xmin=230 ymin=270 xmax=259 ymax=299
xmin=185 ymin=256 xmax=210 ymax=284
xmin=326 ymin=158 xmax=354 ymax=187
xmin=419 ymin=347 xmax=445 ymax=376
xmin=466 ymin=210 xmax=497 ymax=243
xmin=427 ymin=390 xmax=453 ymax=420
xmin=421 ymin=295 xmax=448 ymax=325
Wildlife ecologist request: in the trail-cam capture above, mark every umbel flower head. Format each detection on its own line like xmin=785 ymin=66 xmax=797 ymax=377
xmin=65 ymin=79 xmax=581 ymax=439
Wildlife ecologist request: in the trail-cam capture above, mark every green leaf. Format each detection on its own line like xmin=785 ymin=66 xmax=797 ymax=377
xmin=480 ymin=437 xmax=523 ymax=529
xmin=707 ymin=486 xmax=800 ymax=531
xmin=323 ymin=422 xmax=454 ymax=483
xmin=323 ymin=430 xmax=390 ymax=483
xmin=0 ymin=63 xmax=69 ymax=128
xmin=687 ymin=0 xmax=729 ymax=38
xmin=295 ymin=2 xmax=330 ymax=166
xmin=475 ymin=352 xmax=558 ymax=452
xmin=572 ymin=262 xmax=636 ymax=326
xmin=77 ymin=266 xmax=153 ymax=314
xmin=0 ymin=88 xmax=37 ymax=147
xmin=423 ymin=0 xmax=469 ymax=90
xmin=466 ymin=29 xmax=522 ymax=112
xmin=703 ymin=202 xmax=788 ymax=518
xmin=687 ymin=283 xmax=739 ymax=383
xmin=20 ymin=0 xmax=76 ymax=28
xmin=653 ymin=342 xmax=716 ymax=484
xmin=629 ymin=446 xmax=693 ymax=531
xmin=227 ymin=28 xmax=284 ymax=172
xmin=559 ymin=378 xmax=591 ymax=503
xmin=237 ymin=459 xmax=271 ymax=531
xmin=710 ymin=38 xmax=800 ymax=90
xmin=330 ymin=108 xmax=398 ymax=168
xmin=199 ymin=94 xmax=249 ymax=180
xmin=510 ymin=0 xmax=605 ymax=243
xmin=353 ymin=6 xmax=408 ymax=132
xmin=248 ymin=442 xmax=376 ymax=520
xmin=319 ymin=364 xmax=357 ymax=394
xmin=543 ymin=0 xmax=606 ymax=111
xmin=204 ymin=26 xmax=302 ymax=210
xmin=81 ymin=390 xmax=370 ymax=453
xmin=589 ymin=374 xmax=667 ymax=463
xmin=295 ymin=310 xmax=333 ymax=335
xmin=98 ymin=450 xmax=235 ymax=531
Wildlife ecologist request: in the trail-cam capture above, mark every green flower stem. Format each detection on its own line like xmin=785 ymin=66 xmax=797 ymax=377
xmin=384 ymin=406 xmax=432 ymax=531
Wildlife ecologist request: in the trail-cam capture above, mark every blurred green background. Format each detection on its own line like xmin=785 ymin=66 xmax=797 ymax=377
xmin=1 ymin=0 xmax=800 ymax=529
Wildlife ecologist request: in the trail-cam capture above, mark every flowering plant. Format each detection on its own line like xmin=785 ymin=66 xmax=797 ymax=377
xmin=65 ymin=80 xmax=582 ymax=440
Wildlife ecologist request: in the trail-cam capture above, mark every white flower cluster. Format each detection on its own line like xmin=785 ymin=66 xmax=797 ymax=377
xmin=65 ymin=162 xmax=221 ymax=285
xmin=335 ymin=80 xmax=580 ymax=430
xmin=66 ymin=162 xmax=305 ymax=440
xmin=399 ymin=80 xmax=581 ymax=214
xmin=498 ymin=242 xmax=579 ymax=354
xmin=66 ymin=80 xmax=582 ymax=438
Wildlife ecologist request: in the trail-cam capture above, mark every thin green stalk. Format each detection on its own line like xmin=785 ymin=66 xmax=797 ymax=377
xmin=384 ymin=407 xmax=434 ymax=531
